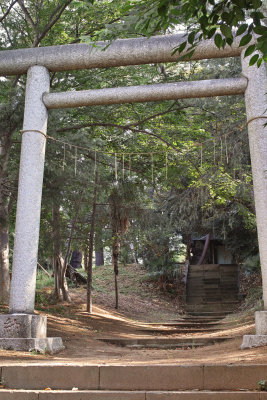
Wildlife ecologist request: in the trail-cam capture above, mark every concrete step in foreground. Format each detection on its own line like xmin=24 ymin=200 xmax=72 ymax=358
xmin=0 ymin=390 xmax=267 ymax=399
xmin=1 ymin=364 xmax=267 ymax=391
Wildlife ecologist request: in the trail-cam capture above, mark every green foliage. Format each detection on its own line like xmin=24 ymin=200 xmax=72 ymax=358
xmin=82 ymin=0 xmax=267 ymax=64
xmin=243 ymin=254 xmax=261 ymax=273
xmin=36 ymin=272 xmax=54 ymax=290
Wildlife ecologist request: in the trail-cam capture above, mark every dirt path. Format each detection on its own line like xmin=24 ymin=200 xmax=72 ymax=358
xmin=0 ymin=263 xmax=266 ymax=365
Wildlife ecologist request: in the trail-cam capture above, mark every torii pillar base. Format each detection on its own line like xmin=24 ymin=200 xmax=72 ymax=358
xmin=241 ymin=311 xmax=267 ymax=349
xmin=0 ymin=314 xmax=64 ymax=354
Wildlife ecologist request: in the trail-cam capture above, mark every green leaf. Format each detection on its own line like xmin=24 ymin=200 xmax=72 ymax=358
xmin=178 ymin=49 xmax=195 ymax=61
xmin=221 ymin=12 xmax=231 ymax=23
xmin=184 ymin=50 xmax=195 ymax=59
xmin=254 ymin=25 xmax=267 ymax=35
xmin=199 ymin=14 xmax=208 ymax=27
xmin=226 ymin=37 xmax=234 ymax=46
xmin=207 ymin=27 xmax=216 ymax=39
xmin=239 ymin=33 xmax=252 ymax=47
xmin=177 ymin=41 xmax=187 ymax=53
xmin=171 ymin=8 xmax=181 ymax=16
xmin=188 ymin=31 xmax=196 ymax=44
xmin=244 ymin=44 xmax=256 ymax=57
xmin=252 ymin=0 xmax=262 ymax=8
xmin=214 ymin=33 xmax=223 ymax=49
xmin=158 ymin=5 xmax=167 ymax=17
xmin=257 ymin=58 xmax=263 ymax=67
xmin=236 ymin=24 xmax=248 ymax=36
xmin=220 ymin=24 xmax=232 ymax=38
xmin=232 ymin=0 xmax=246 ymax=7
xmin=212 ymin=14 xmax=219 ymax=24
xmin=249 ymin=53 xmax=259 ymax=65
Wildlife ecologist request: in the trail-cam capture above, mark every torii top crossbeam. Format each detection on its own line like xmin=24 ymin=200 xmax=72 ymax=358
xmin=0 ymin=33 xmax=245 ymax=76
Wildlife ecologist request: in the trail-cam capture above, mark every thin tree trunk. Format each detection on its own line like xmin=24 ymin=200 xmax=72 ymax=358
xmin=114 ymin=272 xmax=118 ymax=309
xmin=112 ymin=235 xmax=120 ymax=309
xmin=87 ymin=170 xmax=98 ymax=313
xmin=0 ymin=222 xmax=10 ymax=303
xmin=52 ymin=201 xmax=62 ymax=300
xmin=0 ymin=134 xmax=13 ymax=304
xmin=83 ymin=248 xmax=88 ymax=271
xmin=61 ymin=220 xmax=75 ymax=302
xmin=95 ymin=248 xmax=104 ymax=266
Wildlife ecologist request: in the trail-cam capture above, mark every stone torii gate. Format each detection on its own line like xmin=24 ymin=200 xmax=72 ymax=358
xmin=0 ymin=33 xmax=266 ymax=352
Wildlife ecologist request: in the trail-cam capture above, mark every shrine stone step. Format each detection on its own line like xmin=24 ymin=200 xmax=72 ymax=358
xmin=146 ymin=321 xmax=221 ymax=326
xmin=136 ymin=326 xmax=224 ymax=334
xmin=185 ymin=304 xmax=238 ymax=313
xmin=97 ymin=337 xmax=232 ymax=348
xmin=1 ymin=364 xmax=267 ymax=391
xmin=0 ymin=390 xmax=266 ymax=399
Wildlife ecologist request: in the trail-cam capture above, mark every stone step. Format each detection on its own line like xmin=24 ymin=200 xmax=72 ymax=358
xmin=185 ymin=311 xmax=232 ymax=316
xmin=146 ymin=321 xmax=221 ymax=327
xmin=137 ymin=326 xmax=224 ymax=334
xmin=1 ymin=364 xmax=267 ymax=391
xmin=176 ymin=316 xmax=225 ymax=322
xmin=97 ymin=336 xmax=232 ymax=348
xmin=185 ymin=305 xmax=238 ymax=313
xmin=0 ymin=390 xmax=265 ymax=400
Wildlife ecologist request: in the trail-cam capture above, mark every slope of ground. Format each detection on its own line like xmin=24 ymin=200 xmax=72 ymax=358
xmin=0 ymin=263 xmax=266 ymax=365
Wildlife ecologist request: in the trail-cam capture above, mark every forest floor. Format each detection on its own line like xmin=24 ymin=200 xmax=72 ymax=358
xmin=0 ymin=263 xmax=267 ymax=365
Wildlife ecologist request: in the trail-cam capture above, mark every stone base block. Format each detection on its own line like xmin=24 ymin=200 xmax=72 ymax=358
xmin=241 ymin=334 xmax=267 ymax=349
xmin=0 ymin=314 xmax=47 ymax=338
xmin=0 ymin=337 xmax=64 ymax=354
xmin=255 ymin=310 xmax=267 ymax=334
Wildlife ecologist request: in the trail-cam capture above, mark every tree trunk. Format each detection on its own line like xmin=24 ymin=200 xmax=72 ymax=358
xmin=84 ymin=249 xmax=88 ymax=271
xmin=0 ymin=139 xmax=12 ymax=304
xmin=95 ymin=249 xmax=104 ymax=266
xmin=52 ymin=201 xmax=63 ymax=300
xmin=114 ymin=272 xmax=118 ymax=309
xmin=87 ymin=170 xmax=98 ymax=313
xmin=112 ymin=235 xmax=120 ymax=309
xmin=95 ymin=228 xmax=104 ymax=266
xmin=52 ymin=201 xmax=71 ymax=302
xmin=0 ymin=222 xmax=10 ymax=303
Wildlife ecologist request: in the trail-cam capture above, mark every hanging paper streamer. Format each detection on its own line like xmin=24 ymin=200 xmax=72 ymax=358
xmin=129 ymin=154 xmax=131 ymax=177
xmin=122 ymin=153 xmax=125 ymax=180
xmin=115 ymin=153 xmax=118 ymax=180
xmin=233 ymin=146 xmax=236 ymax=179
xmin=151 ymin=153 xmax=154 ymax=183
xmin=225 ymin=135 xmax=229 ymax=165
xmin=94 ymin=150 xmax=97 ymax=175
xmin=165 ymin=152 xmax=168 ymax=180
xmin=213 ymin=138 xmax=216 ymax=166
xmin=63 ymin=143 xmax=66 ymax=170
xmin=74 ymin=146 xmax=77 ymax=176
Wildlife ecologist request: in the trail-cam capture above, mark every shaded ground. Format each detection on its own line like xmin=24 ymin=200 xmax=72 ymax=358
xmin=0 ymin=263 xmax=266 ymax=365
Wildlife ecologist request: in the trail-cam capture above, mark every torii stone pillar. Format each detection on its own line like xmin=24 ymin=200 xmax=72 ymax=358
xmin=241 ymin=53 xmax=267 ymax=349
xmin=0 ymin=66 xmax=63 ymax=353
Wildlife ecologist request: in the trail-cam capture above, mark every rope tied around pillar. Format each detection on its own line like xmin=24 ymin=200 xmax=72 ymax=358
xmin=20 ymin=129 xmax=47 ymax=138
xmin=240 ymin=116 xmax=267 ymax=131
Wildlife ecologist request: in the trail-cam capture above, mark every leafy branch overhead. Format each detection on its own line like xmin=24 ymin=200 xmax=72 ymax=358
xmin=80 ymin=0 xmax=267 ymax=66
